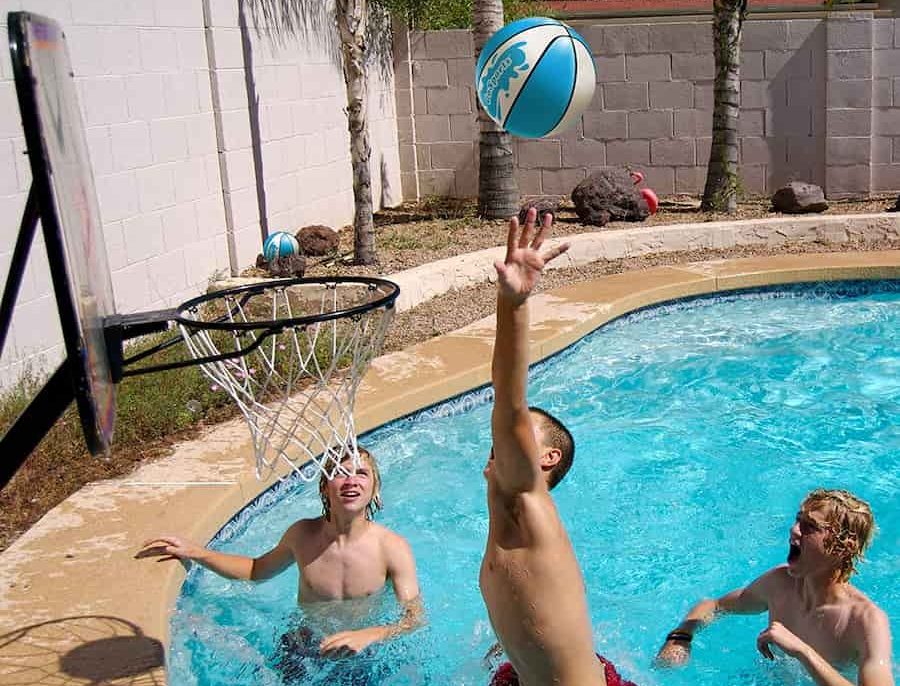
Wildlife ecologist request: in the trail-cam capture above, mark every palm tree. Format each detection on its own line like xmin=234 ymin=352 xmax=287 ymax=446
xmin=701 ymin=0 xmax=748 ymax=213
xmin=472 ymin=0 xmax=519 ymax=219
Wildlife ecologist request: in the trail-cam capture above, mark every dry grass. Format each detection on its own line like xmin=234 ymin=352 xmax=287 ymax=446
xmin=2 ymin=193 xmax=899 ymax=552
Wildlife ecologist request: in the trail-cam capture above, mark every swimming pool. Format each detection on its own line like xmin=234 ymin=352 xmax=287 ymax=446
xmin=169 ymin=280 xmax=900 ymax=686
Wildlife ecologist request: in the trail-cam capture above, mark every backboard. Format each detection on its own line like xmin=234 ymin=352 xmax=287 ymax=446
xmin=8 ymin=12 xmax=117 ymax=455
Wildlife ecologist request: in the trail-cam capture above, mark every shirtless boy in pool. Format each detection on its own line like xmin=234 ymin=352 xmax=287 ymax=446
xmin=657 ymin=488 xmax=893 ymax=686
xmin=482 ymin=207 xmax=637 ymax=686
xmin=139 ymin=448 xmax=422 ymax=663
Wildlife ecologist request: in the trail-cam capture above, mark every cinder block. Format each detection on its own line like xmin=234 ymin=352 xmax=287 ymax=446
xmin=447 ymin=58 xmax=476 ymax=87
xmin=595 ymin=55 xmax=626 ymax=83
xmin=0 ymin=141 xmax=20 ymax=196
xmin=415 ymin=115 xmax=451 ymax=143
xmin=693 ymin=81 xmax=714 ymax=110
xmin=647 ymin=22 xmax=713 ymax=53
xmin=651 ymin=138 xmax=694 ymax=166
xmin=224 ymin=186 xmax=259 ymax=228
xmin=137 ymin=164 xmax=177 ymax=212
xmin=643 ymin=167 xmax=675 ymax=195
xmin=672 ymin=54 xmax=714 ymax=80
xmin=894 ymin=138 xmax=900 ymax=162
xmin=79 ymin=77 xmax=130 ymax=126
xmin=422 ymin=31 xmax=472 ymax=59
xmin=266 ymin=103 xmax=294 ymax=140
xmin=626 ymin=54 xmax=670 ymax=82
xmin=139 ymin=29 xmax=180 ymax=72
xmin=102 ymin=27 xmax=143 ymax=75
xmin=450 ymin=113 xmax=477 ymax=141
xmin=176 ymin=29 xmax=209 ymax=70
xmin=110 ymin=121 xmax=153 ymax=171
xmin=786 ymin=135 xmax=825 ymax=168
xmin=223 ymin=148 xmax=256 ymax=191
xmin=789 ymin=19 xmax=825 ymax=49
xmin=164 ymin=73 xmax=201 ymax=116
xmin=874 ymin=107 xmax=900 ymax=135
xmin=738 ymin=164 xmax=767 ymax=195
xmin=766 ymin=107 xmax=811 ymax=136
xmin=155 ymin=0 xmax=205 ymax=28
xmin=516 ymin=140 xmax=561 ymax=169
xmin=21 ymin=0 xmax=73 ymax=25
xmin=827 ymin=50 xmax=873 ymax=80
xmin=650 ymin=81 xmax=693 ymax=109
xmin=828 ymin=108 xmax=872 ymax=136
xmin=874 ymin=50 xmax=900 ymax=78
xmin=674 ymin=109 xmax=712 ymax=137
xmin=412 ymin=60 xmax=448 ymax=88
xmin=148 ymin=250 xmax=189 ymax=299
xmin=208 ymin=28 xmax=244 ymax=71
xmin=416 ymin=145 xmax=432 ymax=171
xmin=871 ymin=136 xmax=892 ymax=164
xmin=151 ymin=118 xmax=189 ymax=163
xmin=738 ymin=109 xmax=766 ymax=136
xmin=741 ymin=80 xmax=778 ymax=109
xmin=827 ymin=17 xmax=874 ymax=50
xmin=872 ymin=163 xmax=900 ymax=191
xmin=418 ymin=169 xmax=455 ymax=196
xmin=741 ymin=136 xmax=774 ymax=165
xmin=766 ymin=50 xmax=811 ymax=79
xmin=194 ymin=194 xmax=227 ymax=240
xmin=219 ymin=109 xmax=252 ymax=150
xmin=562 ymin=138 xmax=606 ymax=168
xmin=86 ymin=127 xmax=114 ymax=176
xmin=826 ymin=165 xmax=871 ymax=195
xmin=874 ymin=19 xmax=894 ymax=49
xmin=742 ymin=52 xmax=765 ymax=80
xmin=401 ymin=171 xmax=418 ymax=200
xmin=826 ymin=79 xmax=872 ymax=108
xmin=541 ymin=169 xmax=586 ymax=195
xmin=788 ymin=78 xmax=820 ymax=108
xmin=629 ymin=111 xmax=673 ymax=138
xmin=123 ymin=213 xmax=165 ymax=264
xmin=515 ymin=169 xmax=542 ymax=195
xmin=430 ymin=141 xmax=475 ymax=170
xmin=675 ymin=166 xmax=706 ymax=193
xmin=604 ymin=82 xmax=648 ymax=110
xmin=427 ymin=86 xmax=471 ymax=115
xmin=873 ymin=79 xmax=892 ymax=107
xmin=584 ymin=110 xmax=628 ymax=139
xmin=696 ymin=137 xmax=712 ymax=165
xmin=584 ymin=25 xmax=649 ymax=55
xmin=743 ymin=21 xmax=790 ymax=51
xmin=827 ymin=137 xmax=872 ymax=165
xmin=455 ymin=167 xmax=478 ymax=197
xmin=96 ymin=172 xmax=140 ymax=223
xmin=606 ymin=140 xmax=650 ymax=165
xmin=160 ymin=204 xmax=198 ymax=253
xmin=112 ymin=263 xmax=151 ymax=314
xmin=414 ymin=88 xmax=428 ymax=115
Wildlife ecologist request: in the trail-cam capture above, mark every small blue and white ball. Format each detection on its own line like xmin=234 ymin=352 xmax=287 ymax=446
xmin=263 ymin=231 xmax=300 ymax=261
xmin=475 ymin=17 xmax=596 ymax=139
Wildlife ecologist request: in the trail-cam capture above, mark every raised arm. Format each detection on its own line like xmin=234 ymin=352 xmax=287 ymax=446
xmin=319 ymin=532 xmax=424 ymax=657
xmin=657 ymin=569 xmax=772 ymax=666
xmin=138 ymin=528 xmax=295 ymax=582
xmin=491 ymin=208 xmax=568 ymax=495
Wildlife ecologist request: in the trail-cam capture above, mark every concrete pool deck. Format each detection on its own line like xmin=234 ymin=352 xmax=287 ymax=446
xmin=1 ymin=246 xmax=899 ymax=685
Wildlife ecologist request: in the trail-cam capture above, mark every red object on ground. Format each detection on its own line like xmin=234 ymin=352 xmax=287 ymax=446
xmin=641 ymin=188 xmax=659 ymax=214
xmin=490 ymin=655 xmax=639 ymax=686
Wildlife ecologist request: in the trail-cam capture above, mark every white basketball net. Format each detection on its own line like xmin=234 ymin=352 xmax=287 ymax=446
xmin=177 ymin=279 xmax=395 ymax=482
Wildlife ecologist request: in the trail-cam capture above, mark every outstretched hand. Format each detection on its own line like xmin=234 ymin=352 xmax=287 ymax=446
xmin=136 ymin=535 xmax=202 ymax=562
xmin=494 ymin=207 xmax=569 ymax=307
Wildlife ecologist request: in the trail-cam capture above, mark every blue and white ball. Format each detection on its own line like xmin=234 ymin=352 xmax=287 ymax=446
xmin=263 ymin=231 xmax=300 ymax=261
xmin=475 ymin=17 xmax=596 ymax=139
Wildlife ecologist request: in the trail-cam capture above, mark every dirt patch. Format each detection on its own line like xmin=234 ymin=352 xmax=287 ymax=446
xmin=2 ymin=195 xmax=899 ymax=552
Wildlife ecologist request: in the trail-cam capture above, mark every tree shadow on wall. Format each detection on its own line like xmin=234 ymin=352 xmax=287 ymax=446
xmin=0 ymin=615 xmax=164 ymax=685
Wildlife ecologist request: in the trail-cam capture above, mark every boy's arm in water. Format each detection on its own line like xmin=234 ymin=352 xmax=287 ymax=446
xmin=138 ymin=524 xmax=297 ymax=581
xmin=319 ymin=531 xmax=424 ymax=657
xmin=657 ymin=567 xmax=773 ymax=665
xmin=756 ymin=607 xmax=894 ymax=686
xmin=491 ymin=209 xmax=568 ymax=495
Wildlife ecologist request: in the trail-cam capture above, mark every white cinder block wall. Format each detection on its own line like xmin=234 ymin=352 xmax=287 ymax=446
xmin=0 ymin=0 xmax=402 ymax=387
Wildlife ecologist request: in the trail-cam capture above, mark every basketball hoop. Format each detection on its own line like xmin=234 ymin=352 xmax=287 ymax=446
xmin=174 ymin=277 xmax=398 ymax=482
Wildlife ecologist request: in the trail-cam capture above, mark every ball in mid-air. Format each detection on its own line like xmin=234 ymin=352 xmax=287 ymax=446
xmin=475 ymin=17 xmax=596 ymax=139
xmin=263 ymin=231 xmax=300 ymax=262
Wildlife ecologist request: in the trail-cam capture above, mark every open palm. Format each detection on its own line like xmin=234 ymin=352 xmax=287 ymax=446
xmin=495 ymin=208 xmax=569 ymax=305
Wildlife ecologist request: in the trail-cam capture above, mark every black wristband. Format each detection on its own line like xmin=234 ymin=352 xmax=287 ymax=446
xmin=666 ymin=630 xmax=693 ymax=643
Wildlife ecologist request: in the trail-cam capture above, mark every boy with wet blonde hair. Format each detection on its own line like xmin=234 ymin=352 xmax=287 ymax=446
xmin=658 ymin=488 xmax=893 ymax=686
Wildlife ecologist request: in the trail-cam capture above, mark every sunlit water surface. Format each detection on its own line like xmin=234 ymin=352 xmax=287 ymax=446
xmin=170 ymin=281 xmax=900 ymax=686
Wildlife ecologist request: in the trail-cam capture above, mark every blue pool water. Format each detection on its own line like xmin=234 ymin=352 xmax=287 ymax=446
xmin=170 ymin=281 xmax=900 ymax=686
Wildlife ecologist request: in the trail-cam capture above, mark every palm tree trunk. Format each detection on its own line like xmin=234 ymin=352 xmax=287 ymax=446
xmin=701 ymin=0 xmax=747 ymax=213
xmin=473 ymin=0 xmax=519 ymax=220
xmin=336 ymin=0 xmax=376 ymax=265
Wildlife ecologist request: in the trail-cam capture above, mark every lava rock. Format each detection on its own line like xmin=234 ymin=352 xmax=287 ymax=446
xmin=571 ymin=168 xmax=649 ymax=227
xmin=296 ymin=225 xmax=339 ymax=256
xmin=771 ymin=182 xmax=828 ymax=214
xmin=517 ymin=197 xmax=561 ymax=225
